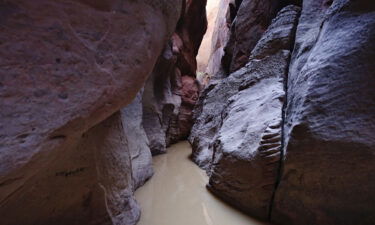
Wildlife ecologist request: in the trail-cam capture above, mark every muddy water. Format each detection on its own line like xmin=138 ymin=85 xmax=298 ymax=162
xmin=135 ymin=141 xmax=269 ymax=225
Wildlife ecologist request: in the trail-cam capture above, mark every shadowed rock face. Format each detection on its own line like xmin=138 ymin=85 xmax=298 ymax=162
xmin=222 ymin=0 xmax=279 ymax=74
xmin=142 ymin=0 xmax=206 ymax=155
xmin=121 ymin=91 xmax=154 ymax=190
xmin=176 ymin=0 xmax=208 ymax=77
xmin=272 ymin=1 xmax=375 ymax=224
xmin=0 ymin=0 xmax=182 ymax=224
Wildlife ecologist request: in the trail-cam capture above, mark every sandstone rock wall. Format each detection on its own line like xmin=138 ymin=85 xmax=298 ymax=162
xmin=272 ymin=1 xmax=375 ymax=224
xmin=0 ymin=0 xmax=183 ymax=224
xmin=191 ymin=6 xmax=300 ymax=219
xmin=141 ymin=0 xmax=206 ymax=155
xmin=196 ymin=0 xmax=220 ymax=73
xmin=190 ymin=0 xmax=375 ymax=224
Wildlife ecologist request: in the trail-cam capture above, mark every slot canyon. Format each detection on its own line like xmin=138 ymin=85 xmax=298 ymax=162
xmin=0 ymin=0 xmax=374 ymax=225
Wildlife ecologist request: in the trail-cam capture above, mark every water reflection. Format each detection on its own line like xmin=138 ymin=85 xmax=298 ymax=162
xmin=135 ymin=141 xmax=269 ymax=225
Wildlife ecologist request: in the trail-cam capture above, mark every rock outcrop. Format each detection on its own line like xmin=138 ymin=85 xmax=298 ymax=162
xmin=191 ymin=0 xmax=375 ymax=224
xmin=208 ymin=5 xmax=300 ymax=220
xmin=272 ymin=1 xmax=375 ymax=224
xmin=190 ymin=5 xmax=300 ymax=219
xmin=0 ymin=0 xmax=182 ymax=224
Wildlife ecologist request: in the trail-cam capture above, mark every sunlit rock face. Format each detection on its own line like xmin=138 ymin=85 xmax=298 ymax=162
xmin=272 ymin=1 xmax=375 ymax=224
xmin=0 ymin=0 xmax=182 ymax=224
xmin=205 ymin=0 xmax=232 ymax=80
xmin=196 ymin=0 xmax=220 ymax=74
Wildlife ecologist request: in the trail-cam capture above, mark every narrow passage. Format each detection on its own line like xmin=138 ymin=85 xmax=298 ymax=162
xmin=135 ymin=141 xmax=269 ymax=225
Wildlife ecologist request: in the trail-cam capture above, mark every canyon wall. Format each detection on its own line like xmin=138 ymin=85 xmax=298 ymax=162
xmin=190 ymin=0 xmax=375 ymax=224
xmin=0 ymin=0 xmax=205 ymax=224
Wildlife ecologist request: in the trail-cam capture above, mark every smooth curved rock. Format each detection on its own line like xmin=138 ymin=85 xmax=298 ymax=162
xmin=272 ymin=1 xmax=375 ymax=224
xmin=142 ymin=42 xmax=181 ymax=155
xmin=0 ymin=0 xmax=182 ymax=224
xmin=121 ymin=91 xmax=153 ymax=190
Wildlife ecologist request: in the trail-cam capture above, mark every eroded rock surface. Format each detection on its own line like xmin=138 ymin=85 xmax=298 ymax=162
xmin=272 ymin=1 xmax=375 ymax=224
xmin=189 ymin=6 xmax=300 ymax=220
xmin=191 ymin=0 xmax=375 ymax=224
xmin=208 ymin=6 xmax=300 ymax=220
xmin=0 ymin=0 xmax=182 ymax=224
xmin=142 ymin=0 xmax=206 ymax=155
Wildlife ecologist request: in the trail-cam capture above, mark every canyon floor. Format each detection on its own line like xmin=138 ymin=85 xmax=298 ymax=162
xmin=135 ymin=142 xmax=268 ymax=225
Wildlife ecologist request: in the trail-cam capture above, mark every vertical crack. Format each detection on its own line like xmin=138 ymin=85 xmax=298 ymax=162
xmin=267 ymin=8 xmax=301 ymax=221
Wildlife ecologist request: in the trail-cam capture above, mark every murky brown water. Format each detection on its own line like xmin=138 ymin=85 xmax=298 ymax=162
xmin=135 ymin=141 xmax=269 ymax=225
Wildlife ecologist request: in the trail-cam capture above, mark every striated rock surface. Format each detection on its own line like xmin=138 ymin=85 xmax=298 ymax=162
xmin=0 ymin=0 xmax=182 ymax=224
xmin=272 ymin=1 xmax=375 ymax=224
xmin=189 ymin=6 xmax=300 ymax=220
xmin=190 ymin=5 xmax=299 ymax=169
xmin=222 ymin=0 xmax=279 ymax=73
xmin=208 ymin=6 xmax=300 ymax=220
xmin=191 ymin=0 xmax=375 ymax=224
